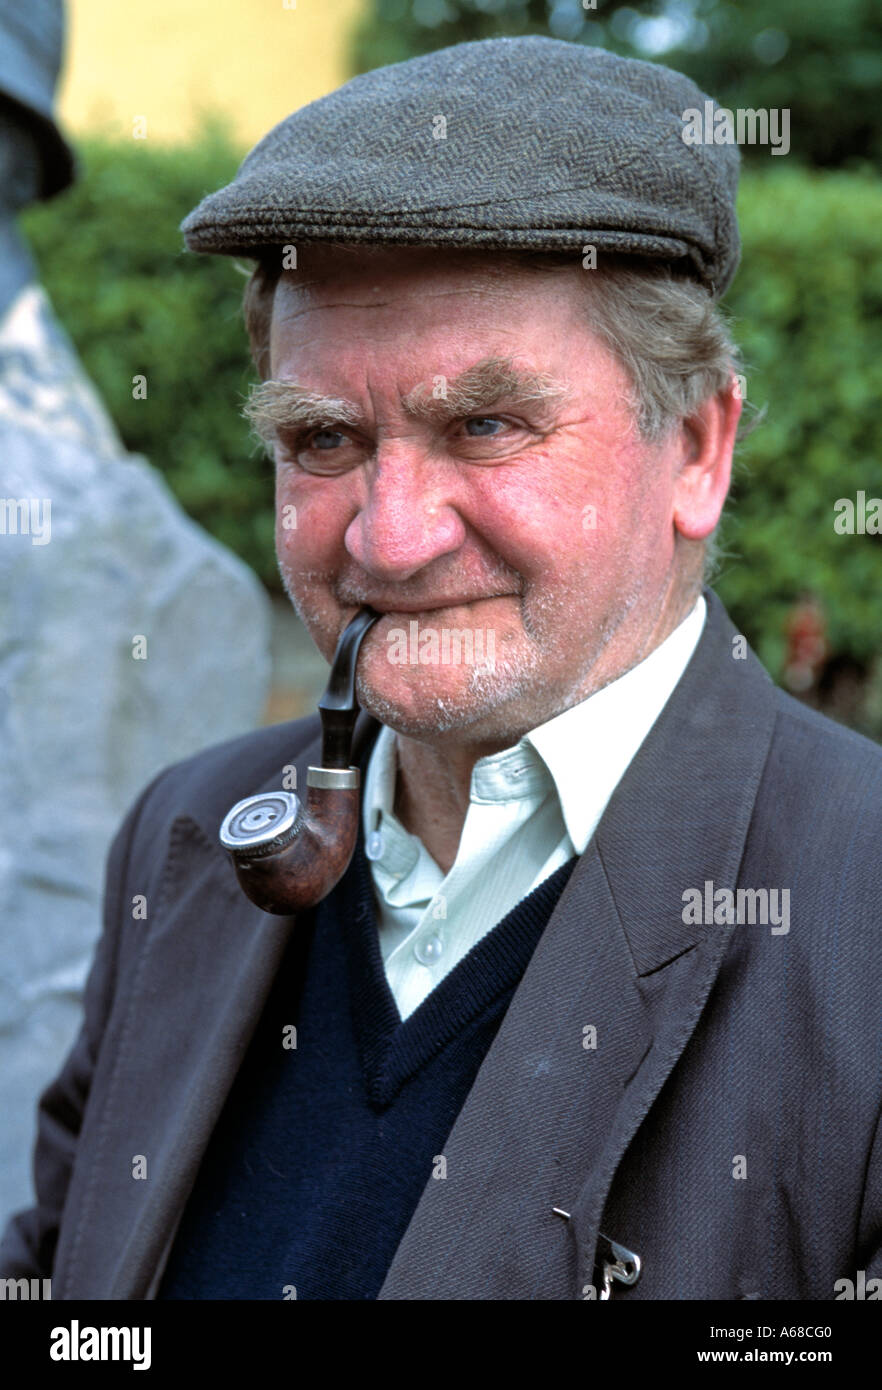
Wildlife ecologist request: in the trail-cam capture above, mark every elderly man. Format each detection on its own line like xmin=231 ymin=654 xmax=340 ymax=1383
xmin=2 ymin=36 xmax=881 ymax=1303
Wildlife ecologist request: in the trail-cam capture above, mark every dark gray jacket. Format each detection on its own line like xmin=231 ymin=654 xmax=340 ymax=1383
xmin=2 ymin=589 xmax=881 ymax=1299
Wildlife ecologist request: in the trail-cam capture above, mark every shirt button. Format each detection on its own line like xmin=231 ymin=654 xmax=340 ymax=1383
xmin=365 ymin=829 xmax=384 ymax=860
xmin=414 ymin=932 xmax=444 ymax=966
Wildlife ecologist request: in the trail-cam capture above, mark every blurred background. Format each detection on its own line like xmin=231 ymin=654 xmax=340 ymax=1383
xmin=33 ymin=0 xmax=882 ymax=733
xmin=0 ymin=0 xmax=880 ymax=1232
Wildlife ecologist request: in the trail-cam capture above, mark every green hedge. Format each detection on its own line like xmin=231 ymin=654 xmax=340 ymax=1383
xmin=717 ymin=166 xmax=882 ymax=686
xmin=21 ymin=135 xmax=882 ymax=728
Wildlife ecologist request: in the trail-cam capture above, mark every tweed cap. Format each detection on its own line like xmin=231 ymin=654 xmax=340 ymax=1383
xmin=181 ymin=35 xmax=740 ymax=297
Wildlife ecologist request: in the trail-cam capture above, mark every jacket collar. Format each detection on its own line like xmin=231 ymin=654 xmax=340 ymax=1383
xmin=595 ymin=587 xmax=775 ymax=974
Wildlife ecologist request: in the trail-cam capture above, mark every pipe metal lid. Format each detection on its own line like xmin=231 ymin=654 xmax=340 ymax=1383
xmin=219 ymin=791 xmax=301 ymax=856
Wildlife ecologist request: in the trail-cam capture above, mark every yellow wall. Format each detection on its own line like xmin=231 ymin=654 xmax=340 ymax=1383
xmin=57 ymin=0 xmax=366 ymax=150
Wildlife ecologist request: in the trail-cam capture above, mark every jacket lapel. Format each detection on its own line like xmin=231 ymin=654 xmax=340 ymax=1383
xmin=378 ymin=837 xmax=655 ymax=1299
xmin=109 ymin=821 xmax=296 ymax=1299
xmin=112 ymin=710 xmax=381 ymax=1301
xmin=56 ymin=722 xmax=332 ymax=1298
xmin=379 ymin=591 xmax=778 ymax=1299
xmin=566 ymin=592 xmax=779 ymax=1295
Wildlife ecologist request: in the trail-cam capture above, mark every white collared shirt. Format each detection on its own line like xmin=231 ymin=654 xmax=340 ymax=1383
xmin=362 ymin=596 xmax=706 ymax=1020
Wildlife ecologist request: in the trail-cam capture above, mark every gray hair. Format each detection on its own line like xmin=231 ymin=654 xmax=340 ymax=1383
xmin=526 ymin=251 xmax=745 ymax=445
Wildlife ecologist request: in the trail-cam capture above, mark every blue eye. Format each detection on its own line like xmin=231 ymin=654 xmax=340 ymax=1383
xmin=311 ymin=428 xmax=347 ymax=449
xmin=464 ymin=416 xmax=504 ymax=436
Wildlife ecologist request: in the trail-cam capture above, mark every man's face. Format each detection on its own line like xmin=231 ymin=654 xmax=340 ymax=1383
xmin=266 ymin=247 xmax=705 ymax=747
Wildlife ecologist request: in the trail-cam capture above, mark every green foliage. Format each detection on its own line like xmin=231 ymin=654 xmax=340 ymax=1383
xmin=351 ymin=0 xmax=882 ymax=168
xmin=19 ymin=132 xmax=882 ymax=732
xmin=716 ymin=166 xmax=882 ymax=697
xmin=21 ymin=124 xmax=279 ymax=588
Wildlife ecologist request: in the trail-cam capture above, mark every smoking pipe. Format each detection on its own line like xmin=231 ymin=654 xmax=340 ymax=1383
xmin=219 ymin=606 xmax=380 ymax=914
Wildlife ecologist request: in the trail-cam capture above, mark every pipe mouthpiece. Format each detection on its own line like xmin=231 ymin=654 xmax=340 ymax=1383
xmin=318 ymin=605 xmax=380 ymax=769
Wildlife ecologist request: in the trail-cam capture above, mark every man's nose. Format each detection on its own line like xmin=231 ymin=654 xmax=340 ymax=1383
xmin=344 ymin=446 xmax=465 ymax=582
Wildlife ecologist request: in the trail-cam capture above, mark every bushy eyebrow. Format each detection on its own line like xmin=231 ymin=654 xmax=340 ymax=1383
xmin=402 ymin=356 xmax=571 ymax=422
xmin=243 ymin=383 xmax=361 ymax=443
xmin=242 ymin=355 xmax=571 ymax=444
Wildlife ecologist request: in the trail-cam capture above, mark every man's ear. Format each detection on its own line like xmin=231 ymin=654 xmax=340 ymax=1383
xmin=672 ymin=376 xmax=741 ymax=540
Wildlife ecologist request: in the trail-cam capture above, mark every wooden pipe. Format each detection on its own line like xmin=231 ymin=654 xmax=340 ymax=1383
xmin=219 ymin=606 xmax=380 ymax=914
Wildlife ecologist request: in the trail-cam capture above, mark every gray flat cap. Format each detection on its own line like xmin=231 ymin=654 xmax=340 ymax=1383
xmin=181 ymin=35 xmax=740 ymax=297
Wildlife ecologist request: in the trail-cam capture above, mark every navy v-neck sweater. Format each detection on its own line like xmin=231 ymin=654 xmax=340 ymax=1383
xmin=158 ymin=821 xmax=576 ymax=1301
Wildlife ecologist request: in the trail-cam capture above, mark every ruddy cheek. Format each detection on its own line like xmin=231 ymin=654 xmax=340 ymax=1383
xmin=276 ymin=480 xmax=341 ymax=565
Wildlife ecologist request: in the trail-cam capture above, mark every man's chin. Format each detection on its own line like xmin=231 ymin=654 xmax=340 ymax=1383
xmin=355 ymin=668 xmax=511 ymax=741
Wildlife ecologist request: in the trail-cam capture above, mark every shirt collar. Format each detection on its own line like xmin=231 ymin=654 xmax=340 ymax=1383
xmin=525 ymin=594 xmax=706 ymax=851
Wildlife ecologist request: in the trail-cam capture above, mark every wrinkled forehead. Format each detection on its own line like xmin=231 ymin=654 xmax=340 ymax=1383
xmin=266 ymin=251 xmax=595 ymax=385
xmin=263 ymin=246 xmax=622 ymax=396
xmin=273 ymin=243 xmax=583 ymax=307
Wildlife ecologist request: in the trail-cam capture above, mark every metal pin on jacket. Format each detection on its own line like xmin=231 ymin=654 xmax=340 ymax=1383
xmin=553 ymin=1208 xmax=642 ymax=1299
